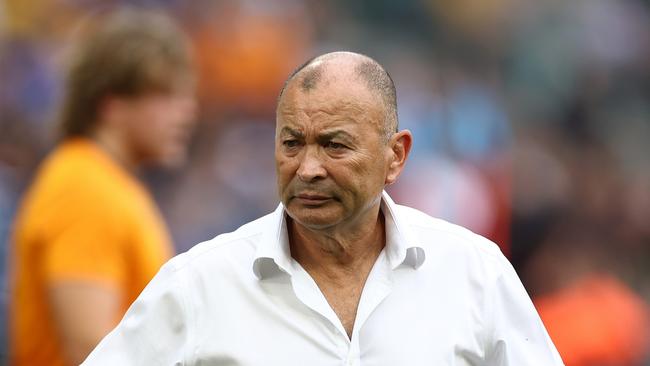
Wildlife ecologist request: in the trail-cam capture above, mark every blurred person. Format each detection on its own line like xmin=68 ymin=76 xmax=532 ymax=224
xmin=192 ymin=0 xmax=313 ymax=115
xmin=8 ymin=7 xmax=196 ymax=366
xmin=83 ymin=52 xmax=561 ymax=365
xmin=525 ymin=218 xmax=650 ymax=365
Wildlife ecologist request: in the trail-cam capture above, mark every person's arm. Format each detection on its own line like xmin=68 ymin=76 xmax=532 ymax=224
xmin=484 ymin=253 xmax=565 ymax=365
xmin=49 ymin=282 xmax=121 ymax=366
xmin=82 ymin=258 xmax=191 ymax=365
xmin=40 ymin=190 xmax=132 ymax=365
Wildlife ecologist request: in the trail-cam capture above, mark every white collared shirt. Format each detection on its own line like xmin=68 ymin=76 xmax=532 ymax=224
xmin=83 ymin=192 xmax=563 ymax=365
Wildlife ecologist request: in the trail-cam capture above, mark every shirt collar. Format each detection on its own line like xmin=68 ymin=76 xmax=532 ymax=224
xmin=252 ymin=204 xmax=293 ymax=279
xmin=380 ymin=191 xmax=426 ymax=270
xmin=252 ymin=190 xmax=426 ymax=280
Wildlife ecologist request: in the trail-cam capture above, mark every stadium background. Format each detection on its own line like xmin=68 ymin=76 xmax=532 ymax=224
xmin=0 ymin=0 xmax=649 ymax=364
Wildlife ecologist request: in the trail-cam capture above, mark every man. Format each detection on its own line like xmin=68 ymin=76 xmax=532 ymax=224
xmin=83 ymin=52 xmax=562 ymax=365
xmin=9 ymin=8 xmax=196 ymax=366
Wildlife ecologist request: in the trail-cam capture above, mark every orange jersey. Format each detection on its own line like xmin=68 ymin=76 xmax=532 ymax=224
xmin=9 ymin=138 xmax=173 ymax=366
xmin=536 ymin=274 xmax=650 ymax=366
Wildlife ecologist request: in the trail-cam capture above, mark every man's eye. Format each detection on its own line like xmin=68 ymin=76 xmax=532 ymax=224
xmin=325 ymin=142 xmax=346 ymax=150
xmin=283 ymin=140 xmax=300 ymax=148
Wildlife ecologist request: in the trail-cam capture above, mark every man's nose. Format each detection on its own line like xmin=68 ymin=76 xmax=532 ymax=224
xmin=297 ymin=145 xmax=327 ymax=182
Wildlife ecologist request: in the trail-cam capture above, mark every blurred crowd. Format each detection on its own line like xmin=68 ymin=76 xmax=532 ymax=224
xmin=1 ymin=0 xmax=649 ymax=364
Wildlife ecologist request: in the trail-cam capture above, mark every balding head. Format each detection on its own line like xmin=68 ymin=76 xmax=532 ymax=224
xmin=278 ymin=52 xmax=398 ymax=141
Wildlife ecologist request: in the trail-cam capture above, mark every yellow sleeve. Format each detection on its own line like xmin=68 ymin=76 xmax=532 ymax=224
xmin=42 ymin=194 xmax=129 ymax=289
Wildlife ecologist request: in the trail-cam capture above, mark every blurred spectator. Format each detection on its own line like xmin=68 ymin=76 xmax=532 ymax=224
xmin=191 ymin=0 xmax=313 ymax=116
xmin=526 ymin=218 xmax=650 ymax=365
xmin=7 ymin=8 xmax=196 ymax=366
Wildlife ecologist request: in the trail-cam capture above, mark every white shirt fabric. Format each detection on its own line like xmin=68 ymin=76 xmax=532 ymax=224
xmin=83 ymin=191 xmax=563 ymax=365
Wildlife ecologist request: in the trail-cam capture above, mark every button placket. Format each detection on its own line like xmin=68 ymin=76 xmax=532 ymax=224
xmin=344 ymin=331 xmax=361 ymax=366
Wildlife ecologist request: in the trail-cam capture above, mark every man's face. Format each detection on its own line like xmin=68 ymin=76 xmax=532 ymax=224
xmin=121 ymin=89 xmax=197 ymax=167
xmin=275 ymin=75 xmax=391 ymax=230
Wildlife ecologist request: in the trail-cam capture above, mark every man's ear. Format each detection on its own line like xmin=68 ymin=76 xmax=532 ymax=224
xmin=385 ymin=130 xmax=412 ymax=185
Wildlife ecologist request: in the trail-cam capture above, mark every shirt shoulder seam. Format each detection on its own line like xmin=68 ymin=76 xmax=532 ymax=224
xmin=171 ymin=231 xmax=263 ymax=272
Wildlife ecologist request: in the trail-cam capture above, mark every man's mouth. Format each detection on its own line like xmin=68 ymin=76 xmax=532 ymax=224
xmin=294 ymin=193 xmax=332 ymax=205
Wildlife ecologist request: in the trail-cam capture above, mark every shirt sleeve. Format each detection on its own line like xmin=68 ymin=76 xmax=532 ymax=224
xmin=81 ymin=258 xmax=191 ymax=365
xmin=43 ymin=204 xmax=128 ymax=287
xmin=484 ymin=254 xmax=565 ymax=365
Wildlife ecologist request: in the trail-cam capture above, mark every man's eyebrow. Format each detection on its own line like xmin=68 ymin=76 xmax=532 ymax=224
xmin=279 ymin=127 xmax=358 ymax=143
xmin=279 ymin=126 xmax=304 ymax=138
xmin=318 ymin=130 xmax=357 ymax=143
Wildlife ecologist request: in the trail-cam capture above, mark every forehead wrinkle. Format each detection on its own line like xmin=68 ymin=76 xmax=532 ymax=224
xmin=303 ymin=99 xmax=373 ymax=120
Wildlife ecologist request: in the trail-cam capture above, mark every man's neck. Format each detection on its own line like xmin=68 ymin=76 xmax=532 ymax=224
xmin=91 ymin=128 xmax=138 ymax=172
xmin=288 ymin=206 xmax=386 ymax=282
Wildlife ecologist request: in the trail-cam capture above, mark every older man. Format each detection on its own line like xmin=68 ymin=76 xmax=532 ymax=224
xmin=83 ymin=52 xmax=563 ymax=365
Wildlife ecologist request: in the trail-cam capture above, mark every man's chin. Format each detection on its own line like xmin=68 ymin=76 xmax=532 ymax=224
xmin=286 ymin=207 xmax=342 ymax=231
xmin=140 ymin=152 xmax=186 ymax=169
